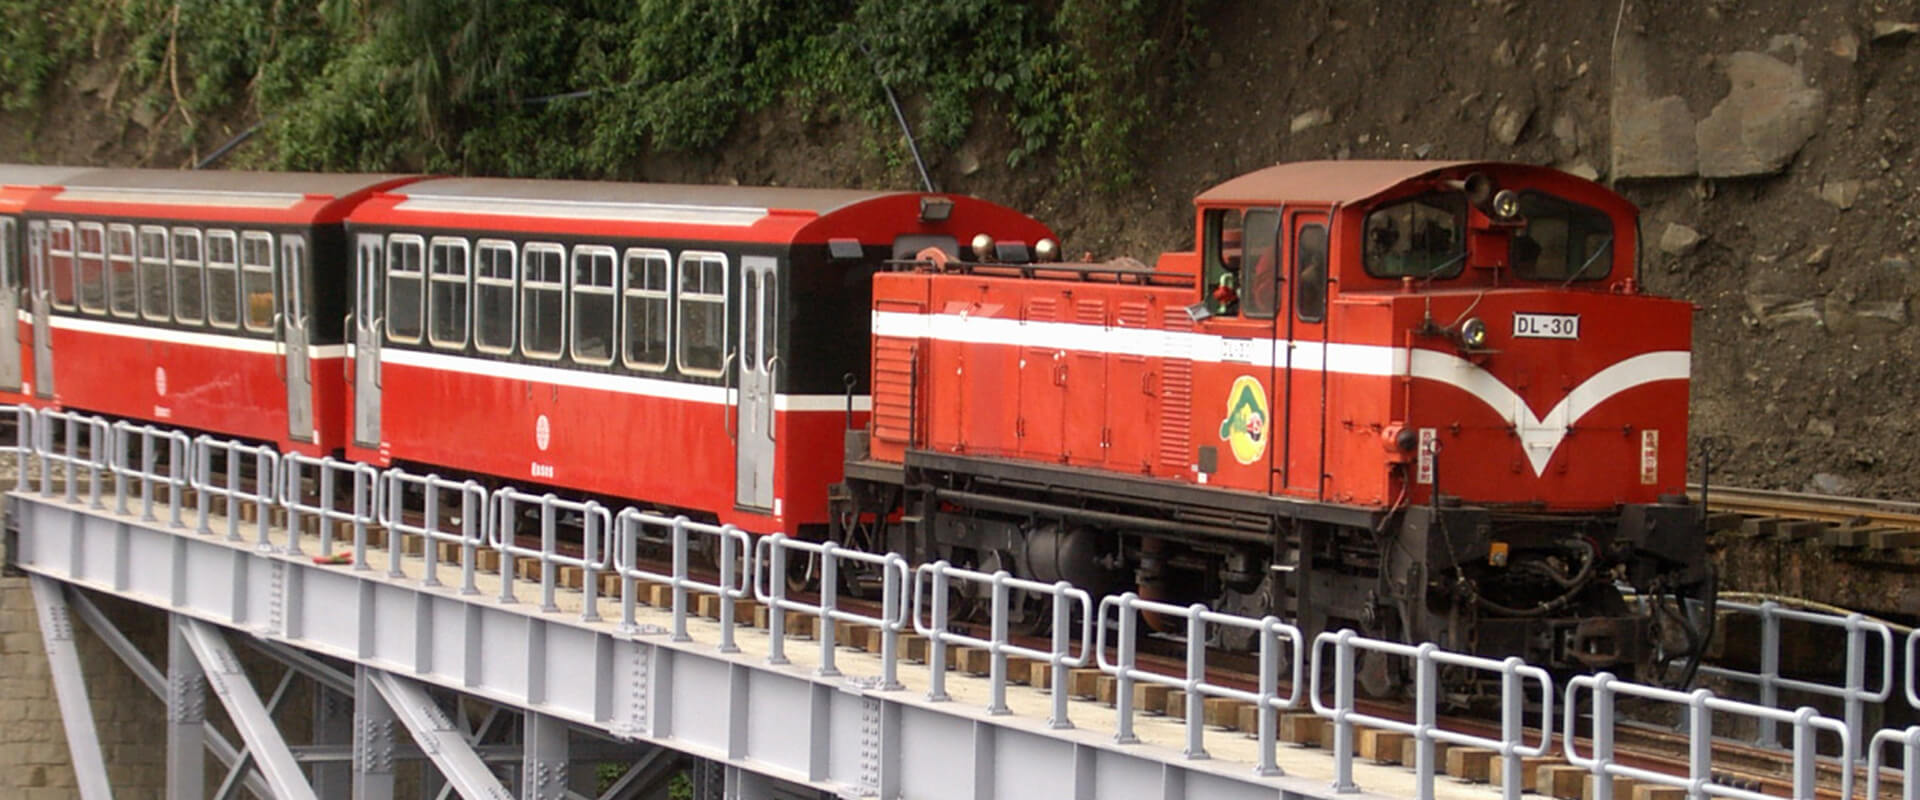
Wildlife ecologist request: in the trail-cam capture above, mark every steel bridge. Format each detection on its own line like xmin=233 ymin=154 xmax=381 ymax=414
xmin=4 ymin=407 xmax=1916 ymax=800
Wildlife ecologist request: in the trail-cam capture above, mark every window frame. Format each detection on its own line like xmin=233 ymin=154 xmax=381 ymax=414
xmin=0 ymin=217 xmax=13 ymax=295
xmin=106 ymin=224 xmax=138 ymax=319
xmin=519 ymin=242 xmax=566 ymax=361
xmin=1295 ymin=223 xmax=1330 ymax=323
xmin=137 ymin=225 xmax=171 ymax=322
xmin=240 ymin=230 xmax=277 ymax=333
xmin=203 ymin=229 xmax=240 ymax=329
xmin=1238 ymin=208 xmax=1282 ymax=320
xmin=427 ymin=236 xmax=472 ymax=350
xmin=1360 ymin=191 xmax=1469 ymax=280
xmin=569 ymin=245 xmax=618 ymax=367
xmin=47 ymin=220 xmax=75 ymax=310
xmin=1507 ymin=190 xmax=1616 ymax=283
xmin=676 ymin=250 xmax=729 ymax=378
xmin=384 ymin=234 xmax=426 ymax=344
xmin=76 ymin=221 xmax=107 ymax=314
xmin=620 ymin=248 xmax=672 ymax=372
xmin=472 ymin=239 xmax=517 ymax=355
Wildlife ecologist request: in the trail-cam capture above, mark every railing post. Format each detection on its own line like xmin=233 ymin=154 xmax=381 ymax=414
xmin=281 ymin=455 xmax=303 ymax=555
xmin=352 ymin=466 xmax=372 ymax=572
xmin=1498 ymin=657 xmax=1522 ymax=800
xmin=1254 ymin=619 xmax=1279 ymax=776
xmin=166 ymin=432 xmax=186 ymax=528
xmin=420 ymin=480 xmax=442 ymax=588
xmin=926 ymin=563 xmax=949 ymax=701
xmin=766 ymin=535 xmax=789 ymax=666
xmin=1685 ymin=688 xmax=1710 ymax=800
xmin=987 ymin=571 xmax=1010 ymax=715
xmin=1758 ymin=602 xmax=1780 ymax=747
xmin=538 ymin=497 xmax=559 ymax=612
xmin=715 ymin=525 xmax=738 ymax=653
xmin=818 ymin=542 xmax=839 ymax=678
xmin=459 ymin=483 xmax=480 ymax=595
xmin=579 ymin=503 xmax=604 ymax=624
xmin=1591 ymin=673 xmax=1616 ymax=800
xmin=1790 ymin=706 xmax=1817 ymax=800
xmin=1844 ymin=613 xmax=1866 ymax=765
xmin=1328 ymin=631 xmax=1358 ymax=793
xmin=617 ymin=514 xmax=637 ymax=634
xmin=1113 ymin=593 xmax=1139 ymax=745
xmin=251 ymin=448 xmax=273 ymax=551
xmin=1184 ymin=604 xmax=1207 ymax=760
xmin=670 ymin=517 xmax=691 ymax=642
xmin=1048 ymin=582 xmax=1072 ymax=730
xmin=880 ymin=555 xmax=903 ymax=691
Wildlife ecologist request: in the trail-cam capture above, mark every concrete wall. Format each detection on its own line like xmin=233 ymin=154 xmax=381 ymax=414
xmin=0 ymin=575 xmax=168 ymax=798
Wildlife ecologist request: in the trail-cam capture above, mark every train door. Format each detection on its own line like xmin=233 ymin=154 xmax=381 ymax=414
xmin=734 ymin=255 xmax=777 ymax=512
xmin=352 ymin=234 xmax=382 ymax=447
xmin=1195 ymin=207 xmax=1282 ymax=492
xmin=280 ymin=234 xmax=313 ymax=442
xmin=0 ymin=217 xmax=20 ymax=392
xmin=1281 ymin=211 xmax=1330 ymax=497
xmin=26 ymin=221 xmax=52 ymax=399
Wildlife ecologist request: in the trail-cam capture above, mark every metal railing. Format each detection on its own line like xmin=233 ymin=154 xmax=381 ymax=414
xmin=374 ymin=468 xmax=489 ymax=594
xmin=754 ymin=534 xmax=908 ymax=686
xmin=109 ymin=420 xmax=191 ymax=527
xmin=612 ymin=510 xmax=752 ymax=650
xmin=488 ymin=488 xmax=610 ymax=620
xmin=1566 ymin=672 xmax=1852 ymax=800
xmin=4 ymin=404 xmax=33 ymax=491
xmin=190 ymin=435 xmax=280 ymax=546
xmin=1697 ymin=599 xmax=1892 ymax=753
xmin=1310 ymin=631 xmax=1551 ymax=798
xmin=8 ymin=406 xmax=1913 ymax=800
xmin=910 ymin=562 xmax=1093 ymax=726
xmin=33 ymin=409 xmax=112 ymax=507
xmin=1096 ymin=592 xmax=1304 ymax=772
xmin=1868 ymin=726 xmax=1920 ymax=800
xmin=279 ymin=453 xmax=381 ymax=565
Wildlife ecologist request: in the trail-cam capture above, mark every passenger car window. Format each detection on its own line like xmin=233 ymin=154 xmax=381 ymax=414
xmin=1508 ymin=191 xmax=1615 ymax=282
xmin=520 ymin=243 xmax=565 ymax=360
xmin=473 ymin=240 xmax=516 ymax=354
xmin=208 ymin=230 xmax=241 ymax=328
xmin=48 ymin=221 xmax=75 ymax=310
xmin=428 ymin=237 xmax=470 ymax=349
xmin=138 ymin=227 xmax=170 ymax=321
xmin=174 ymin=229 xmax=208 ymax=325
xmin=570 ymin=246 xmax=616 ymax=366
xmin=76 ymin=222 xmax=106 ymax=314
xmin=621 ymin=249 xmax=670 ymax=371
xmin=385 ymin=235 xmax=425 ymax=343
xmin=677 ymin=251 xmax=727 ymax=376
xmin=1363 ymin=192 xmax=1466 ymax=279
xmin=107 ymin=225 xmax=137 ymax=318
xmin=241 ymin=232 xmax=276 ymax=332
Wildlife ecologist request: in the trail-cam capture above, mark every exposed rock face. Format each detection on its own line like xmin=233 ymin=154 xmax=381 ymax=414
xmin=1694 ymin=52 xmax=1826 ymax=178
xmin=1613 ymin=95 xmax=1698 ymax=178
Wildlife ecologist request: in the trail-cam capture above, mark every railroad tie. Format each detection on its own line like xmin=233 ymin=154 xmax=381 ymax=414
xmin=1356 ymin=728 xmax=1407 ymax=764
xmin=1490 ymin=755 xmax=1556 ymax=792
xmin=1778 ymin=519 xmax=1829 ymax=541
xmin=1277 ymin=711 xmax=1325 ymax=747
xmin=1067 ymin=668 xmax=1102 ymax=699
xmin=1583 ymin=774 xmax=1640 ymax=800
xmin=1630 ymin=784 xmax=1686 ymax=800
xmin=1535 ymin=764 xmax=1586 ymax=799
xmin=955 ymin=646 xmax=993 ymax=675
xmin=1134 ymin=683 xmax=1172 ymax=714
xmin=1444 ymin=747 xmax=1495 ymax=782
xmin=1026 ymin=660 xmax=1054 ymax=689
xmin=1401 ymin=737 xmax=1451 ymax=769
xmin=1738 ymin=517 xmax=1783 ymax=537
xmin=1869 ymin=528 xmax=1920 ymax=549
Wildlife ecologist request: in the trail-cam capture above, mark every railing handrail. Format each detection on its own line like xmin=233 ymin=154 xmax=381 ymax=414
xmin=909 ymin=560 xmax=1093 ymax=727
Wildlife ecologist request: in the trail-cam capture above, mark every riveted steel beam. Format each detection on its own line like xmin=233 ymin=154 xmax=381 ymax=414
xmin=28 ymin=575 xmax=114 ymax=800
xmin=176 ymin=617 xmax=319 ymax=800
xmin=365 ymin=668 xmax=513 ymax=800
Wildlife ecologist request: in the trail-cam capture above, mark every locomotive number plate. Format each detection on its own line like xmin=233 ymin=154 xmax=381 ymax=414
xmin=1512 ymin=312 xmax=1580 ymax=340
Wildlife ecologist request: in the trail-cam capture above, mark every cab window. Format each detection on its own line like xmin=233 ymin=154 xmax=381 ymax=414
xmin=1363 ymin=192 xmax=1466 ymax=279
xmin=1509 ymin=192 xmax=1614 ymax=281
xmin=1239 ymin=209 xmax=1281 ymax=319
xmin=1296 ymin=224 xmax=1328 ymax=322
xmin=1201 ymin=209 xmax=1243 ymax=315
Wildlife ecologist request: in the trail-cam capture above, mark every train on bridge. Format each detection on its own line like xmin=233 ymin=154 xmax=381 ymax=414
xmin=0 ymin=159 xmax=1710 ymax=689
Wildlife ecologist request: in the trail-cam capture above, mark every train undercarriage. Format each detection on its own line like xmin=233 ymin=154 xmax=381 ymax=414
xmin=830 ymin=438 xmax=1715 ymax=697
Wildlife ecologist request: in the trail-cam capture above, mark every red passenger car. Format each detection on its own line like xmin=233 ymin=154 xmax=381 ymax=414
xmin=0 ymin=165 xmax=94 ymax=409
xmin=18 ymin=169 xmax=417 ymax=454
xmin=842 ymin=161 xmax=1708 ymax=680
xmin=343 ymin=179 xmax=1051 ymax=534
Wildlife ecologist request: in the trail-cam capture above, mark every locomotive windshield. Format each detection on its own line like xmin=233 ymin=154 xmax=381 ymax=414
xmin=1508 ymin=191 xmax=1614 ymax=282
xmin=1363 ymin=191 xmax=1466 ymax=279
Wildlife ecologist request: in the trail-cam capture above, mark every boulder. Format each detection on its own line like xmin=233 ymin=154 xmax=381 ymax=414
xmin=1695 ymin=52 xmax=1826 ymax=178
xmin=1659 ymin=223 xmax=1704 ymax=256
xmin=1613 ymin=95 xmax=1697 ymax=178
xmin=1290 ymin=108 xmax=1333 ymax=134
xmin=1871 ymin=21 xmax=1920 ymax=44
xmin=1488 ymin=98 xmax=1533 ymax=146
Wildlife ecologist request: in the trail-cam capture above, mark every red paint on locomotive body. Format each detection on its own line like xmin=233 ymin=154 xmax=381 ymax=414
xmin=874 ymin=161 xmax=1692 ymax=517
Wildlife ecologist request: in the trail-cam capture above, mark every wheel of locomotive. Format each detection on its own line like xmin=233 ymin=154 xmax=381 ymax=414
xmin=957 ymin=549 xmax=1052 ymax=637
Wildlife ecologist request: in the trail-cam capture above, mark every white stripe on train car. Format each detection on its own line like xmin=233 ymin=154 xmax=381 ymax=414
xmin=378 ymin=347 xmax=870 ymax=412
xmin=50 ymin=315 xmax=346 ymax=359
xmin=391 ymin=195 xmax=769 ymax=226
xmin=54 ymin=188 xmax=307 ymax=209
xmin=872 ymin=309 xmax=1688 ymax=476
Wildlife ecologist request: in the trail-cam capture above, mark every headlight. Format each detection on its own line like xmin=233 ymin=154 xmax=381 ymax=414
xmin=1491 ymin=189 xmax=1522 ymax=220
xmin=1459 ymin=317 xmax=1488 ymax=349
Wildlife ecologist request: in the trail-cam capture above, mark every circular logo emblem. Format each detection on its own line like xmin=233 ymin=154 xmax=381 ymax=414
xmin=154 ymin=367 xmax=167 ymax=397
xmin=535 ymin=414 xmax=551 ymax=452
xmin=1217 ymin=375 xmax=1270 ymax=465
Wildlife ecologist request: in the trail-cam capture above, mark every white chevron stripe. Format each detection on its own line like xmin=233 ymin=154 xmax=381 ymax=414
xmin=874 ymin=309 xmax=1689 ymax=476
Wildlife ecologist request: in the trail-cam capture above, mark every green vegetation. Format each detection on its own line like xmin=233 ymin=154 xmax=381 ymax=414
xmin=1 ymin=0 xmax=1204 ymax=186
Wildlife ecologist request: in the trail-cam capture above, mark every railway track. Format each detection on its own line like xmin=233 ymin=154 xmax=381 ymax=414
xmin=1695 ymin=483 xmax=1920 ymax=543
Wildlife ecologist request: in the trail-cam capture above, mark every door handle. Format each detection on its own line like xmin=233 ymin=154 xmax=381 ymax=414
xmin=722 ymin=350 xmax=738 ymax=442
xmin=371 ymin=316 xmax=384 ymax=389
xmin=272 ymin=312 xmax=285 ymax=382
xmin=343 ymin=312 xmax=355 ymax=385
xmin=765 ymin=355 xmax=780 ymax=443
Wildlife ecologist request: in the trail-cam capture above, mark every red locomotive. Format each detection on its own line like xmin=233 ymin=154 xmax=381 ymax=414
xmin=1 ymin=159 xmax=1709 ymax=681
xmin=837 ymin=161 xmax=1708 ymax=681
